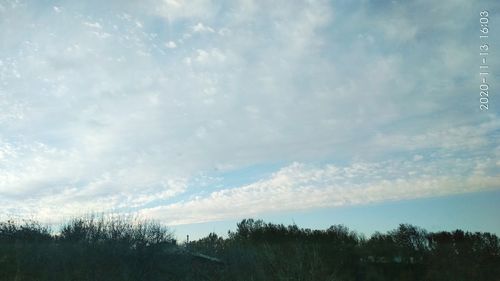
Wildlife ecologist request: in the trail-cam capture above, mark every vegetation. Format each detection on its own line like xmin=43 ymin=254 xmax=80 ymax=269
xmin=1 ymin=216 xmax=499 ymax=281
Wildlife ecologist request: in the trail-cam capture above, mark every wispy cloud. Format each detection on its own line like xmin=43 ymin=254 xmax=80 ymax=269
xmin=0 ymin=0 xmax=498 ymax=224
xmin=140 ymin=154 xmax=500 ymax=225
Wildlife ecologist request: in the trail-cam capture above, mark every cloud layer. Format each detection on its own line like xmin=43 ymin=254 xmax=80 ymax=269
xmin=0 ymin=0 xmax=499 ymax=224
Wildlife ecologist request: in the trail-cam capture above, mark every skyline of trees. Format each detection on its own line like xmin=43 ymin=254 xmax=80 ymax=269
xmin=1 ymin=216 xmax=499 ymax=281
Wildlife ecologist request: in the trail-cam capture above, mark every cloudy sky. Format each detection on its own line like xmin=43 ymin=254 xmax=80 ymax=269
xmin=1 ymin=0 xmax=499 ymax=238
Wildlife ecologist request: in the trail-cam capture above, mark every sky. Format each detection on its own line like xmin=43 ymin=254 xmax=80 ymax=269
xmin=0 ymin=0 xmax=499 ymax=240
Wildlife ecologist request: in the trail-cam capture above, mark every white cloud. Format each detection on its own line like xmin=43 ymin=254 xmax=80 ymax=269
xmin=165 ymin=41 xmax=177 ymax=48
xmin=83 ymin=21 xmax=102 ymax=29
xmin=192 ymin=22 xmax=215 ymax=33
xmin=0 ymin=0 xmax=498 ymax=225
xmin=141 ymin=156 xmax=500 ymax=225
xmin=372 ymin=118 xmax=500 ymax=152
xmin=194 ymin=48 xmax=226 ymax=63
xmin=154 ymin=0 xmax=217 ymax=21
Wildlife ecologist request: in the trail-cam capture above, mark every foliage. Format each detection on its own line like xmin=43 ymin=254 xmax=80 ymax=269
xmin=0 ymin=217 xmax=499 ymax=281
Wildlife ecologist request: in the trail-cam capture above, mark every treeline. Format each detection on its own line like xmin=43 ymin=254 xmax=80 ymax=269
xmin=0 ymin=216 xmax=191 ymax=281
xmin=1 ymin=217 xmax=499 ymax=281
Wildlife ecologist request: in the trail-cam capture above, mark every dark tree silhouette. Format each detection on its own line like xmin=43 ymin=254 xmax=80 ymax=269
xmin=1 ymin=217 xmax=499 ymax=281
